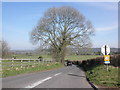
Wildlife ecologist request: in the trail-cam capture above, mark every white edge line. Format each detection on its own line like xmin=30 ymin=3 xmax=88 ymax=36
xmin=25 ymin=77 xmax=52 ymax=88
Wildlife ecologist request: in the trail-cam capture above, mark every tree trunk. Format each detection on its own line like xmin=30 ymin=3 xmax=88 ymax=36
xmin=60 ymin=47 xmax=66 ymax=64
xmin=52 ymin=46 xmax=66 ymax=64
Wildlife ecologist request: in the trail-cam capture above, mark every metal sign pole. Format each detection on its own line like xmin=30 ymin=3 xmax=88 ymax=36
xmin=107 ymin=64 xmax=108 ymax=71
xmin=105 ymin=45 xmax=108 ymax=71
xmin=105 ymin=45 xmax=107 ymax=55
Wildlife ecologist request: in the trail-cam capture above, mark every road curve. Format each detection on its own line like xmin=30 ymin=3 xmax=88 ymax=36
xmin=2 ymin=65 xmax=93 ymax=89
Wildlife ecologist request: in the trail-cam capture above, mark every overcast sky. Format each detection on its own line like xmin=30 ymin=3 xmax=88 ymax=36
xmin=2 ymin=2 xmax=118 ymax=50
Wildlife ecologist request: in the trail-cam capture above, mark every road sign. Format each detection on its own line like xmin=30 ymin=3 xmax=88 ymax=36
xmin=104 ymin=55 xmax=110 ymax=64
xmin=101 ymin=45 xmax=110 ymax=55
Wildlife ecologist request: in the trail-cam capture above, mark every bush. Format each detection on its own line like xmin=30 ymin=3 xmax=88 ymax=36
xmin=80 ymin=55 xmax=120 ymax=71
xmin=110 ymin=55 xmax=120 ymax=67
xmin=38 ymin=56 xmax=43 ymax=61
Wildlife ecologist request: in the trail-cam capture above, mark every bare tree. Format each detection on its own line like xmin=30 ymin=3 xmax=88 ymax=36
xmin=1 ymin=40 xmax=10 ymax=58
xmin=30 ymin=6 xmax=94 ymax=63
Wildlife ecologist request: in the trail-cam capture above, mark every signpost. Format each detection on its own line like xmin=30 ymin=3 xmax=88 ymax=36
xmin=101 ymin=45 xmax=110 ymax=55
xmin=101 ymin=45 xmax=110 ymax=71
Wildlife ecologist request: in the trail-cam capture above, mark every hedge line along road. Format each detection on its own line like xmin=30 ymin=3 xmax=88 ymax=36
xmin=2 ymin=65 xmax=93 ymax=89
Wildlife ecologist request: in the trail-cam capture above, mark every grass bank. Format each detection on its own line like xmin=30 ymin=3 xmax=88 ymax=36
xmin=86 ymin=65 xmax=119 ymax=88
xmin=2 ymin=62 xmax=64 ymax=78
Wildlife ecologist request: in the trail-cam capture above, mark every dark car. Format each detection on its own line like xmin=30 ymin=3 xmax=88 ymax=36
xmin=65 ymin=60 xmax=72 ymax=66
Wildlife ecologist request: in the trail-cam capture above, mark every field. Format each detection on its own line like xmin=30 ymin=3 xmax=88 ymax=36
xmin=1 ymin=55 xmax=100 ymax=78
xmin=65 ymin=55 xmax=100 ymax=61
xmin=13 ymin=54 xmax=51 ymax=60
xmin=12 ymin=54 xmax=100 ymax=61
xmin=86 ymin=65 xmax=119 ymax=88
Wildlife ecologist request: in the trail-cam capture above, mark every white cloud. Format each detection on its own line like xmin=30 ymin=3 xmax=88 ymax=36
xmin=96 ymin=25 xmax=118 ymax=31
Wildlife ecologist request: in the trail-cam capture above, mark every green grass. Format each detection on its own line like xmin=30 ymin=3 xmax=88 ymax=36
xmin=65 ymin=55 xmax=100 ymax=61
xmin=13 ymin=54 xmax=51 ymax=59
xmin=2 ymin=62 xmax=64 ymax=78
xmin=2 ymin=61 xmax=44 ymax=69
xmin=86 ymin=65 xmax=119 ymax=87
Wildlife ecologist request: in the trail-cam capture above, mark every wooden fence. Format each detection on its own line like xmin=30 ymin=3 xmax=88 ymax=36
xmin=0 ymin=59 xmax=53 ymax=70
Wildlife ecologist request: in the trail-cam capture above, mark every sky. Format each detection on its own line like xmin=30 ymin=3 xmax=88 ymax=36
xmin=2 ymin=2 xmax=118 ymax=50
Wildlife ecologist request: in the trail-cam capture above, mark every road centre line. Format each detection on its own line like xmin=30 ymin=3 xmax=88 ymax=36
xmin=25 ymin=77 xmax=52 ymax=88
xmin=24 ymin=73 xmax=62 ymax=89
xmin=54 ymin=73 xmax=62 ymax=76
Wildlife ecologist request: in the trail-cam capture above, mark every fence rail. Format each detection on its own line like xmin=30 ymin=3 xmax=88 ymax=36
xmin=0 ymin=59 xmax=53 ymax=70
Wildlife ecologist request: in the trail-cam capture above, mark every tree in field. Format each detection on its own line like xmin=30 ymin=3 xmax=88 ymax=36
xmin=30 ymin=6 xmax=94 ymax=63
xmin=0 ymin=40 xmax=10 ymax=58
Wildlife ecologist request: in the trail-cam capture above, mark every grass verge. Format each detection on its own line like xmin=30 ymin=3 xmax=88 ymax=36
xmin=2 ymin=62 xmax=64 ymax=78
xmin=86 ymin=65 xmax=119 ymax=88
xmin=65 ymin=55 xmax=100 ymax=61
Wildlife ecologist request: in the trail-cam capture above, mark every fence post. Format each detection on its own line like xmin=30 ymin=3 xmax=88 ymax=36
xmin=21 ymin=59 xmax=23 ymax=68
xmin=0 ymin=60 xmax=1 ymax=67
xmin=38 ymin=59 xmax=40 ymax=66
xmin=29 ymin=59 xmax=31 ymax=67
xmin=34 ymin=60 xmax=35 ymax=67
xmin=11 ymin=59 xmax=14 ymax=69
xmin=41 ymin=59 xmax=43 ymax=66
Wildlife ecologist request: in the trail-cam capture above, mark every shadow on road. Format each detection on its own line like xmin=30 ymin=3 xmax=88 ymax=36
xmin=67 ymin=73 xmax=86 ymax=78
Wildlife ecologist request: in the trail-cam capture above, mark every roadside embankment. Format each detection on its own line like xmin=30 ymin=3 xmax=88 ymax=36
xmin=72 ymin=55 xmax=120 ymax=88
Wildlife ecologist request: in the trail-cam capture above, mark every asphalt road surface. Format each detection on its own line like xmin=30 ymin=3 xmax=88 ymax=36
xmin=2 ymin=65 xmax=93 ymax=89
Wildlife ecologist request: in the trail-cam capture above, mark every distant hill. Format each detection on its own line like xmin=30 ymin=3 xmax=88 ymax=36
xmin=92 ymin=48 xmax=118 ymax=53
xmin=11 ymin=50 xmax=34 ymax=54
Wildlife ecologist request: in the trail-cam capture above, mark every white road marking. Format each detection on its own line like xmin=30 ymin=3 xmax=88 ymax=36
xmin=24 ymin=73 xmax=62 ymax=89
xmin=25 ymin=77 xmax=52 ymax=88
xmin=54 ymin=73 xmax=62 ymax=76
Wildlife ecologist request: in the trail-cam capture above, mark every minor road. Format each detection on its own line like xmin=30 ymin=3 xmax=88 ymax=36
xmin=2 ymin=65 xmax=93 ymax=89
